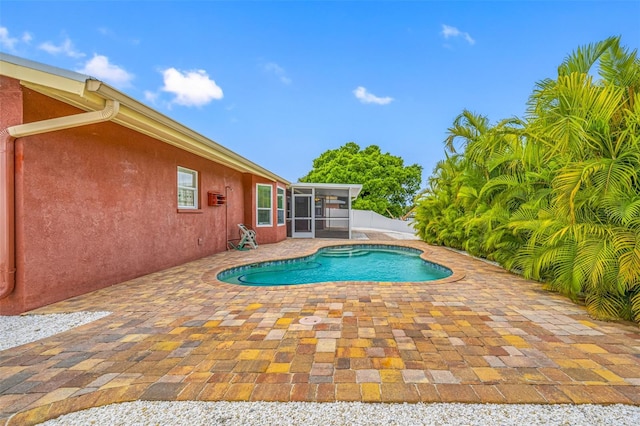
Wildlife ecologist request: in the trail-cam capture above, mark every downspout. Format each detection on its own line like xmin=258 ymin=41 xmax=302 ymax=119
xmin=0 ymin=130 xmax=15 ymax=300
xmin=0 ymin=99 xmax=119 ymax=299
xmin=225 ymin=185 xmax=231 ymax=250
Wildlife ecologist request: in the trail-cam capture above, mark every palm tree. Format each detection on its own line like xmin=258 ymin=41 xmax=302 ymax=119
xmin=415 ymin=36 xmax=640 ymax=323
xmin=516 ymin=36 xmax=640 ymax=321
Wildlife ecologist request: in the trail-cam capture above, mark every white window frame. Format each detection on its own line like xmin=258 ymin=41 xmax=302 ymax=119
xmin=256 ymin=184 xmax=272 ymax=226
xmin=177 ymin=166 xmax=198 ymax=209
xmin=277 ymin=186 xmax=285 ymax=226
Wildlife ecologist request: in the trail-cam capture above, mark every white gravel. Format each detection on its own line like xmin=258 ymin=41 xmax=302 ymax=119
xmin=2 ymin=313 xmax=638 ymax=425
xmin=37 ymin=400 xmax=640 ymax=425
xmin=0 ymin=311 xmax=111 ymax=351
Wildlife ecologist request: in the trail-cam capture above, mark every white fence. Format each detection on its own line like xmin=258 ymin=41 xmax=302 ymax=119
xmin=352 ymin=209 xmax=416 ymax=234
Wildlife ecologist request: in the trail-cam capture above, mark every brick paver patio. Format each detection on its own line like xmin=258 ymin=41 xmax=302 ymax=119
xmin=1 ymin=237 xmax=639 ymax=425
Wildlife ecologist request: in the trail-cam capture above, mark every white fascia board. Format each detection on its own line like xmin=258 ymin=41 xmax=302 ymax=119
xmin=1 ymin=55 xmax=288 ymax=184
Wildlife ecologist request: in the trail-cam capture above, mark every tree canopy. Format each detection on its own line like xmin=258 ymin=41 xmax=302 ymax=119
xmin=299 ymin=142 xmax=422 ymax=218
xmin=414 ymin=36 xmax=640 ymax=324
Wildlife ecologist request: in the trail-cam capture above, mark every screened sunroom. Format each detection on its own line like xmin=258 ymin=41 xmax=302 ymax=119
xmin=286 ymin=183 xmax=362 ymax=239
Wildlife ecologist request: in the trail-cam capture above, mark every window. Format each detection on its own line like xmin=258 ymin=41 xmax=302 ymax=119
xmin=257 ymin=184 xmax=272 ymax=226
xmin=277 ymin=187 xmax=285 ymax=225
xmin=177 ymin=166 xmax=198 ymax=209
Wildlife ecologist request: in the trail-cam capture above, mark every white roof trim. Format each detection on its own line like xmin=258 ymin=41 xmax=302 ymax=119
xmin=0 ymin=53 xmax=289 ymax=184
xmin=290 ymin=182 xmax=363 ymax=199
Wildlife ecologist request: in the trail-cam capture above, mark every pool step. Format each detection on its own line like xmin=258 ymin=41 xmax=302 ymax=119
xmin=320 ymin=247 xmax=369 ymax=258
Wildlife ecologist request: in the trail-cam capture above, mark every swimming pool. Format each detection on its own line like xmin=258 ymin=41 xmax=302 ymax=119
xmin=217 ymin=244 xmax=452 ymax=286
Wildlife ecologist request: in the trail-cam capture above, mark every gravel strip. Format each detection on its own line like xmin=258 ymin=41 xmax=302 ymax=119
xmin=2 ymin=313 xmax=638 ymax=425
xmin=38 ymin=400 xmax=640 ymax=425
xmin=0 ymin=311 xmax=112 ymax=351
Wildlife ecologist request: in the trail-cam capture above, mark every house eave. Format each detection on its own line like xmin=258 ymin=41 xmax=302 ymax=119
xmin=0 ymin=53 xmax=289 ymax=184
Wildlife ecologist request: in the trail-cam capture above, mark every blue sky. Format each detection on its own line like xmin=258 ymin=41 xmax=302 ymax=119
xmin=1 ymin=1 xmax=639 ymax=185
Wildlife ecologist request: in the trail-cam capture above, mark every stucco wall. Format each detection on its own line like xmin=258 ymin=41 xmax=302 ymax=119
xmin=0 ymin=76 xmax=22 ymax=126
xmin=240 ymin=174 xmax=287 ymax=244
xmin=0 ymin=86 xmax=286 ymax=314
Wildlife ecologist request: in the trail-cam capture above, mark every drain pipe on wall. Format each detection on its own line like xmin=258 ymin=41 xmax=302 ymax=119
xmin=0 ymin=99 xmax=120 ymax=299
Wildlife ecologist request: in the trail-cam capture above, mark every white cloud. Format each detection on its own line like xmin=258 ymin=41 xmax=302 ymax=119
xmin=38 ymin=37 xmax=85 ymax=58
xmin=22 ymin=32 xmax=33 ymax=44
xmin=97 ymin=27 xmax=140 ymax=46
xmin=0 ymin=27 xmax=19 ymax=50
xmin=77 ymin=54 xmax=134 ymax=87
xmin=264 ymin=62 xmax=291 ymax=84
xmin=353 ymin=86 xmax=393 ymax=105
xmin=161 ymin=67 xmax=223 ymax=107
xmin=144 ymin=90 xmax=159 ymax=104
xmin=441 ymin=24 xmax=475 ymax=45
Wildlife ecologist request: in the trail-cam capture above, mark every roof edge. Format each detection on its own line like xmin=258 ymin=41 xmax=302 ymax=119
xmin=290 ymin=182 xmax=363 ymax=198
xmin=0 ymin=53 xmax=289 ymax=184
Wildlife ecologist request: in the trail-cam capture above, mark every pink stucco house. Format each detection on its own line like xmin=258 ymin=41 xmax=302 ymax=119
xmin=0 ymin=54 xmax=289 ymax=314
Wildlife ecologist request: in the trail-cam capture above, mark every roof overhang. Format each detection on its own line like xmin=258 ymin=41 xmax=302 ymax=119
xmin=0 ymin=53 xmax=289 ymax=184
xmin=290 ymin=182 xmax=363 ymax=199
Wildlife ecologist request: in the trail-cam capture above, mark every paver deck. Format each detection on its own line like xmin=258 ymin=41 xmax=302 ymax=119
xmin=1 ymin=237 xmax=639 ymax=425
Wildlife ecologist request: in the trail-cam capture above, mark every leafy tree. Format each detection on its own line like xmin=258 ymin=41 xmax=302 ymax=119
xmin=299 ymin=142 xmax=422 ymax=218
xmin=415 ymin=36 xmax=640 ymax=323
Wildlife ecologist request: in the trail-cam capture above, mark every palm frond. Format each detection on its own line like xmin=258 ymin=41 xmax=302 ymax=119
xmin=631 ymin=291 xmax=640 ymax=323
xmin=558 ymin=36 xmax=619 ymax=76
xmin=585 ymin=291 xmax=627 ymax=321
xmin=599 ymin=40 xmax=640 ymax=91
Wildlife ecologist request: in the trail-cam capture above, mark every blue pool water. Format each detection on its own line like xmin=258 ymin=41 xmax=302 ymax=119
xmin=218 ymin=245 xmax=452 ymax=286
